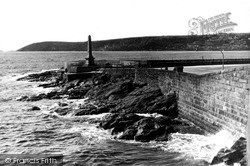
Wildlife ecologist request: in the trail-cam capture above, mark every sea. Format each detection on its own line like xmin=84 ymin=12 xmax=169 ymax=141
xmin=0 ymin=51 xmax=249 ymax=166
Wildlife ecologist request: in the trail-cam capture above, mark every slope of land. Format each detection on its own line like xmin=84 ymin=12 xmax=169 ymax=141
xmin=18 ymin=33 xmax=250 ymax=51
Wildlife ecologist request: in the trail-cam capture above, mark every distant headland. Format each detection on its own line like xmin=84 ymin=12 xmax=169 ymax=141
xmin=18 ymin=33 xmax=250 ymax=51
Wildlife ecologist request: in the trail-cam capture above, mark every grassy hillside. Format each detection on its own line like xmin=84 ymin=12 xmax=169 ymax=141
xmin=18 ymin=33 xmax=250 ymax=51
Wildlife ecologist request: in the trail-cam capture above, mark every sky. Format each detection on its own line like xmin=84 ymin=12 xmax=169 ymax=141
xmin=0 ymin=0 xmax=250 ymax=51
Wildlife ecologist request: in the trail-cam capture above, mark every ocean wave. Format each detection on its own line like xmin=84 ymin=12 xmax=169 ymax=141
xmin=149 ymin=130 xmax=240 ymax=163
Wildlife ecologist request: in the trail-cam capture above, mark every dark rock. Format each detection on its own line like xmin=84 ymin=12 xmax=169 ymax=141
xmin=172 ymin=125 xmax=205 ymax=135
xmin=104 ymin=80 xmax=134 ymax=99
xmin=28 ymin=106 xmax=41 ymax=111
xmin=86 ymin=79 xmax=135 ymax=101
xmin=29 ymin=95 xmax=44 ymax=101
xmin=58 ymin=102 xmax=68 ymax=107
xmin=100 ymin=113 xmax=119 ymax=130
xmin=17 ymin=70 xmax=63 ymax=82
xmin=96 ymin=104 xmax=114 ymax=114
xmin=133 ymin=81 xmax=147 ymax=88
xmin=239 ymin=156 xmax=247 ymax=166
xmin=38 ymin=81 xmax=60 ymax=88
xmin=110 ymin=86 xmax=163 ymax=113
xmin=134 ymin=117 xmax=166 ymax=142
xmin=46 ymin=91 xmax=61 ymax=99
xmin=119 ymin=126 xmax=138 ymax=140
xmin=210 ymin=148 xmax=231 ymax=165
xmin=69 ymin=79 xmax=82 ymax=87
xmin=67 ymin=87 xmax=90 ymax=99
xmin=54 ymin=107 xmax=70 ymax=116
xmin=100 ymin=113 xmax=142 ymax=132
xmin=157 ymin=91 xmax=178 ymax=117
xmin=155 ymin=125 xmax=179 ymax=142
xmin=118 ymin=116 xmax=176 ymax=142
xmin=74 ymin=105 xmax=97 ymax=116
xmin=17 ymin=96 xmax=29 ymax=101
xmin=111 ymin=86 xmax=178 ymax=117
xmin=94 ymin=73 xmax=111 ymax=85
xmin=210 ymin=137 xmax=246 ymax=165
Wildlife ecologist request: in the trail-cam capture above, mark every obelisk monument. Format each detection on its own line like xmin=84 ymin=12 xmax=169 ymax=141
xmin=85 ymin=35 xmax=95 ymax=66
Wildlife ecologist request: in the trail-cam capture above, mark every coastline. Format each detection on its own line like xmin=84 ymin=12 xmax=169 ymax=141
xmin=15 ymin=68 xmax=247 ymax=165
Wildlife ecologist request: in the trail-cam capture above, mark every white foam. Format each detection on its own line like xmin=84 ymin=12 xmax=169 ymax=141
xmin=150 ymin=129 xmax=240 ymax=163
xmin=136 ymin=113 xmax=163 ymax=118
xmin=82 ymin=113 xmax=111 ymax=120
xmin=59 ymin=123 xmax=111 ymax=142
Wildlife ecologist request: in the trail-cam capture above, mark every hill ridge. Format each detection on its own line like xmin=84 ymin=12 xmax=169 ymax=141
xmin=18 ymin=33 xmax=250 ymax=51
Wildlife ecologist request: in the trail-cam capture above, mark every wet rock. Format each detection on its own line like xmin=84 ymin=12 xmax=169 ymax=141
xmin=99 ymin=113 xmax=119 ymax=129
xmin=133 ymin=117 xmax=177 ymax=142
xmin=29 ymin=95 xmax=44 ymax=101
xmin=154 ymin=126 xmax=177 ymax=141
xmin=67 ymin=87 xmax=90 ymax=99
xmin=69 ymin=79 xmax=82 ymax=87
xmin=94 ymin=73 xmax=111 ymax=85
xmin=58 ymin=102 xmax=68 ymax=107
xmin=119 ymin=126 xmax=138 ymax=140
xmin=28 ymin=106 xmax=41 ymax=111
xmin=74 ymin=104 xmax=99 ymax=116
xmin=100 ymin=112 xmax=182 ymax=142
xmin=239 ymin=156 xmax=247 ymax=166
xmin=172 ymin=125 xmax=205 ymax=135
xmin=96 ymin=104 xmax=115 ymax=113
xmin=75 ymin=108 xmax=97 ymax=116
xmin=46 ymin=91 xmax=61 ymax=99
xmin=54 ymin=107 xmax=70 ymax=116
xmin=100 ymin=113 xmax=142 ymax=132
xmin=38 ymin=81 xmax=61 ymax=88
xmin=17 ymin=70 xmax=62 ymax=82
xmin=17 ymin=96 xmax=29 ymax=101
xmin=210 ymin=137 xmax=246 ymax=165
xmin=134 ymin=117 xmax=162 ymax=142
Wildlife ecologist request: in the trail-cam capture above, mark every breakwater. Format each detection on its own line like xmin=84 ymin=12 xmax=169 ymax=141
xmin=134 ymin=67 xmax=250 ymax=136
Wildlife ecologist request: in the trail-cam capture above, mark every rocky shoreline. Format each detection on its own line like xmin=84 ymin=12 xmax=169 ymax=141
xmin=17 ymin=69 xmax=246 ymax=165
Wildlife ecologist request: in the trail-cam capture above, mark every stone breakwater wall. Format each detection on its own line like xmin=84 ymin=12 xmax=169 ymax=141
xmin=135 ymin=67 xmax=250 ymax=135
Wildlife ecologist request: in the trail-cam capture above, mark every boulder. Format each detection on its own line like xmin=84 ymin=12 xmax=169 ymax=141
xmin=210 ymin=137 xmax=246 ymax=165
xmin=94 ymin=73 xmax=111 ymax=85
xmin=74 ymin=104 xmax=97 ymax=116
xmin=46 ymin=91 xmax=61 ymax=99
xmin=58 ymin=102 xmax=68 ymax=107
xmin=117 ymin=116 xmax=181 ymax=142
xmin=155 ymin=126 xmax=177 ymax=141
xmin=28 ymin=106 xmax=41 ymax=111
xmin=119 ymin=126 xmax=138 ymax=140
xmin=133 ymin=117 xmax=175 ymax=142
xmin=67 ymin=87 xmax=90 ymax=99
xmin=100 ymin=113 xmax=142 ymax=133
xmin=54 ymin=107 xmax=70 ymax=116
xmin=100 ymin=113 xmax=120 ymax=130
